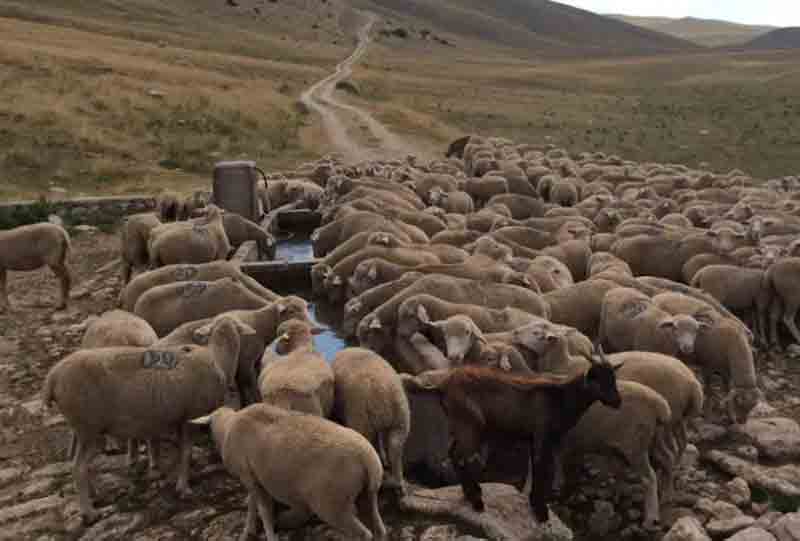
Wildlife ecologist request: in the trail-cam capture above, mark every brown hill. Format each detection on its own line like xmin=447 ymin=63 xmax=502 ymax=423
xmin=609 ymin=14 xmax=775 ymax=47
xmin=349 ymin=0 xmax=699 ymax=57
xmin=743 ymin=27 xmax=800 ymax=50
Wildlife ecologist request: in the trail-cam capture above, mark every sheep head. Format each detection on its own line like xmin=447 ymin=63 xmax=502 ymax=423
xmin=428 ymin=315 xmax=486 ymax=364
xmin=657 ymin=315 xmax=704 ymax=356
xmin=356 ymin=314 xmax=391 ymax=354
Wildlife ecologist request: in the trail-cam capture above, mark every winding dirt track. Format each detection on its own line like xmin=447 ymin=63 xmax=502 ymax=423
xmin=300 ymin=12 xmax=420 ymax=162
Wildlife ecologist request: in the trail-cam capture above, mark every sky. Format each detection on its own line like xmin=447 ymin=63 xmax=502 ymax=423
xmin=559 ymin=1 xmax=800 ymax=27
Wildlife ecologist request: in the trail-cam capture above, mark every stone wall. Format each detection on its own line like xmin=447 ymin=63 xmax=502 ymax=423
xmin=0 ymin=195 xmax=156 ymax=227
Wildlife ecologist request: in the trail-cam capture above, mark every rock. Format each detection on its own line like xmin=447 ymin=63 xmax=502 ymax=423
xmin=735 ymin=446 xmax=760 ymax=461
xmin=725 ymin=479 xmax=753 ymax=508
xmin=400 ymin=484 xmax=573 ymax=540
xmin=748 ymin=402 xmax=778 ymax=419
xmin=696 ymin=422 xmax=728 ymax=443
xmin=0 ymin=467 xmax=26 ymax=489
xmin=705 ymin=451 xmax=800 ymax=499
xmin=712 ymin=501 xmax=745 ymax=521
xmin=78 ymin=512 xmax=146 ymax=541
xmin=726 ymin=527 xmax=777 ymax=541
xmin=0 ymin=495 xmax=65 ymax=525
xmin=755 ymin=513 xmax=784 ymax=531
xmin=682 ymin=444 xmax=701 ymax=469
xmin=770 ymin=513 xmax=800 ymax=541
xmin=707 ymin=516 xmax=756 ymax=538
xmin=421 ymin=525 xmax=460 ymax=540
xmin=732 ymin=418 xmax=800 ymax=461
xmin=663 ymin=516 xmax=711 ymax=541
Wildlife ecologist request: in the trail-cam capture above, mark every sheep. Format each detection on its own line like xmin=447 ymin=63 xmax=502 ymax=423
xmin=612 ymin=351 xmax=704 ymax=499
xmin=413 ymin=173 xmax=460 ymax=198
xmin=491 ymin=226 xmax=557 ymax=251
xmin=549 ymin=178 xmax=579 ymax=207
xmin=357 ymin=276 xmax=549 ymax=360
xmin=466 ymin=236 xmax=514 ymax=264
xmin=134 ymin=277 xmax=268 ymax=337
xmin=653 ymin=293 xmax=760 ymax=423
xmin=311 ymin=211 xmax=427 ymax=257
xmin=0 ymin=223 xmax=71 ymax=311
xmin=331 ymin=347 xmax=411 ymax=492
xmin=401 ymin=355 xmax=622 ymax=523
xmin=766 ymin=257 xmax=800 ymax=345
xmin=147 ymin=205 xmax=232 ymax=267
xmin=588 ymin=252 xmax=632 ymax=277
xmin=429 ymin=229 xmax=483 ymax=248
xmin=691 ymin=264 xmax=772 ymax=346
xmin=598 ymin=287 xmax=707 ymax=358
xmin=611 ymin=233 xmax=715 ymax=282
xmin=343 ymin=272 xmax=423 ymax=338
xmin=366 ymin=232 xmax=468 ymax=263
xmin=221 ymin=212 xmax=276 ymax=259
xmin=43 ymin=315 xmax=255 ymax=523
xmin=119 ymin=260 xmax=277 ymax=312
xmin=156 ymin=191 xmax=181 ymax=222
xmin=119 ymin=213 xmax=161 ymax=285
xmin=557 ymin=380 xmax=671 ymax=530
xmin=487 ymin=194 xmax=545 ymax=220
xmin=429 ymin=188 xmax=474 ymax=214
xmin=348 ymin=256 xmax=535 ymax=299
xmin=543 ymin=279 xmax=619 ymax=338
xmin=465 ymin=206 xmax=513 ymax=233
xmin=258 ymin=321 xmax=334 ymax=418
xmin=521 ymin=255 xmax=574 ymax=293
xmin=463 ymin=175 xmax=509 ymax=202
xmin=681 ymin=253 xmax=736 ymax=283
xmin=78 ymin=309 xmax=159 ymax=471
xmin=396 ymin=294 xmax=540 ymax=340
xmin=155 ymin=295 xmax=309 ymax=401
xmin=542 ymin=240 xmax=593 ymax=281
xmin=195 ymin=404 xmax=386 ymax=541
xmin=322 ymin=244 xmax=441 ymax=303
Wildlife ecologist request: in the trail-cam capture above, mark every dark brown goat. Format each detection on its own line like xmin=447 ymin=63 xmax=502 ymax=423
xmin=403 ymin=351 xmax=622 ymax=523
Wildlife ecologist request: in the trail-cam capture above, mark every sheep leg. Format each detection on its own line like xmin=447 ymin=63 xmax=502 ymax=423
xmin=365 ymin=488 xmax=388 ymax=541
xmin=120 ymin=261 xmax=132 ymax=286
xmin=530 ymin=437 xmax=556 ymax=524
xmin=782 ymin=300 xmax=800 ymax=345
xmin=449 ymin=422 xmax=485 ymax=512
xmin=147 ymin=439 xmax=160 ymax=477
xmin=74 ymin=435 xmax=101 ymax=525
xmin=276 ymin=504 xmax=312 ymax=529
xmin=52 ymin=263 xmax=71 ymax=310
xmin=126 ymin=439 xmax=138 ymax=468
xmin=384 ymin=428 xmax=407 ymax=494
xmin=640 ymin=456 xmax=661 ymax=531
xmin=0 ymin=268 xmax=8 ymax=310
xmin=240 ymin=495 xmax=259 ymax=541
xmin=769 ymin=298 xmax=783 ymax=349
xmin=252 ymin=485 xmax=278 ymax=541
xmin=318 ymin=500 xmax=373 ymax=541
xmin=756 ymin=297 xmax=770 ymax=350
xmin=175 ymin=423 xmax=194 ymax=498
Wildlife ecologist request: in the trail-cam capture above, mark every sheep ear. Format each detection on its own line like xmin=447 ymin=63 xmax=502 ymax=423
xmin=658 ymin=319 xmax=677 ymax=329
xmin=276 ymin=303 xmax=287 ymax=315
xmin=369 ymin=318 xmax=383 ymax=330
xmin=367 ymin=265 xmax=378 ymax=281
xmin=331 ymin=275 xmax=343 ymax=286
xmin=189 ymin=414 xmax=213 ymax=426
xmin=194 ymin=324 xmax=212 ymax=342
xmin=499 ymin=354 xmax=511 ymax=371
xmin=416 ymin=304 xmax=430 ymax=323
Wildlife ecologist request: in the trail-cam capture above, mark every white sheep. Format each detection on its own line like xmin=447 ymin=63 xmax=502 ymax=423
xmin=119 ymin=212 xmax=162 ymax=285
xmin=331 ymin=347 xmax=411 ymax=493
xmin=43 ymin=315 xmax=255 ymax=523
xmin=195 ymin=404 xmax=387 ymax=540
xmin=0 ymin=222 xmax=71 ymax=311
xmin=147 ymin=204 xmax=231 ymax=267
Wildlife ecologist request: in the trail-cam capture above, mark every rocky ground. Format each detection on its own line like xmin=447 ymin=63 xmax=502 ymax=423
xmin=1 ymin=229 xmax=800 ymax=541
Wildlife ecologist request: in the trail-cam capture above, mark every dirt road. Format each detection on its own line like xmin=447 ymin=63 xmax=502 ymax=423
xmin=300 ymin=12 xmax=421 ymax=162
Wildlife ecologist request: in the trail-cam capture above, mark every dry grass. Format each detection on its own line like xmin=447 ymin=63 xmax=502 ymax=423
xmin=0 ymin=0 xmax=354 ymax=200
xmin=353 ymin=44 xmax=800 ymax=178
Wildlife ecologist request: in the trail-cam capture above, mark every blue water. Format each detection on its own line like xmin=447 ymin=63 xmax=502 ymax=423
xmin=272 ymin=235 xmax=349 ymax=362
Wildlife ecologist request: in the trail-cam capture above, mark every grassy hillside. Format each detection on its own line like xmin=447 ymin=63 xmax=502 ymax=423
xmin=0 ymin=0 xmax=359 ymax=200
xmin=609 ymin=14 xmax=776 ymax=47
xmin=744 ymin=28 xmax=800 ymax=50
xmin=350 ymin=0 xmax=698 ymax=57
xmin=352 ymin=43 xmax=800 ymax=179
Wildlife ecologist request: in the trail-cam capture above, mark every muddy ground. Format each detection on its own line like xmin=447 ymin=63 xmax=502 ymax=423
xmin=2 ymin=229 xmax=800 ymax=540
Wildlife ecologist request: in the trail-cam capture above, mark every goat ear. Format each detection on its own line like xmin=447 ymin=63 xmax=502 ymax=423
xmin=189 ymin=414 xmax=213 ymax=426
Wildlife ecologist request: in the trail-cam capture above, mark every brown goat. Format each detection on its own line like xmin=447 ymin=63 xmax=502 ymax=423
xmin=403 ymin=351 xmax=622 ymax=524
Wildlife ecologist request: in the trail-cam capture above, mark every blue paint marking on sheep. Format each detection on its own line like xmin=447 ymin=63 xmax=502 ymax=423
xmin=142 ymin=350 xmax=179 ymax=370
xmin=180 ymin=282 xmax=208 ymax=298
xmin=173 ymin=266 xmax=198 ymax=281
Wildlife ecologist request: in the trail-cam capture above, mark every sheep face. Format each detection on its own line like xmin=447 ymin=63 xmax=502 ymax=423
xmin=323 ymin=273 xmax=347 ymax=304
xmin=274 ymin=296 xmax=312 ymax=329
xmin=396 ymin=300 xmax=428 ymax=338
xmin=310 ymin=264 xmax=332 ymax=297
xmin=432 ymin=316 xmax=484 ymax=363
xmin=473 ymin=237 xmax=513 ymax=263
xmin=707 ymin=227 xmax=749 ymax=255
xmin=366 ymin=232 xmax=398 ymax=248
xmin=349 ymin=261 xmax=380 ymax=297
xmin=356 ymin=315 xmax=391 ymax=354
xmin=510 ymin=322 xmax=563 ymax=362
xmin=659 ymin=315 xmax=705 ymax=356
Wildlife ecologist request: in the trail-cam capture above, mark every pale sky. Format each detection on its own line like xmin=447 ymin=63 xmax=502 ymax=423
xmin=559 ymin=1 xmax=800 ymax=27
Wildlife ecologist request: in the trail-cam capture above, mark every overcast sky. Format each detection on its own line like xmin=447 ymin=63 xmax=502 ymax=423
xmin=559 ymin=1 xmax=800 ymax=27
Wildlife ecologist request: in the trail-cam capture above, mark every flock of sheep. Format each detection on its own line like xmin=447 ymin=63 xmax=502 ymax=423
xmin=3 ymin=132 xmax=800 ymax=539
